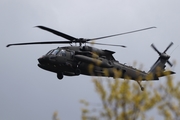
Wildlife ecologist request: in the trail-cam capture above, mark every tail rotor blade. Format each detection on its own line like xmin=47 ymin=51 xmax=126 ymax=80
xmin=163 ymin=42 xmax=173 ymax=53
xmin=167 ymin=60 xmax=173 ymax=67
xmin=151 ymin=44 xmax=161 ymax=55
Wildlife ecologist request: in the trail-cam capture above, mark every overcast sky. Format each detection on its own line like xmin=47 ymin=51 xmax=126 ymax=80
xmin=1 ymin=0 xmax=180 ymax=120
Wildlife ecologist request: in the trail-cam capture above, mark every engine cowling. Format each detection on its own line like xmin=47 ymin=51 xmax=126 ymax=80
xmin=74 ymin=55 xmax=113 ymax=68
xmin=81 ymin=46 xmax=115 ymax=56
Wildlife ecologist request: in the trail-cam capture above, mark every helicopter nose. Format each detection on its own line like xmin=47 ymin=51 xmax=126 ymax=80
xmin=38 ymin=56 xmax=47 ymax=64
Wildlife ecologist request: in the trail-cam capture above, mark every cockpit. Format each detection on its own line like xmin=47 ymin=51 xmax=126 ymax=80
xmin=46 ymin=49 xmax=66 ymax=56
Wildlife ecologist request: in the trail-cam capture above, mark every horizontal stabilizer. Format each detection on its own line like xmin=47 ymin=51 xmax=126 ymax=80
xmin=156 ymin=70 xmax=176 ymax=77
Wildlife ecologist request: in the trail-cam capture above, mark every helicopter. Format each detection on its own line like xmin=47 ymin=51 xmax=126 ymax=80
xmin=6 ymin=26 xmax=175 ymax=91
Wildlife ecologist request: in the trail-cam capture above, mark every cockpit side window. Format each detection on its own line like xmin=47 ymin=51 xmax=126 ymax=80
xmin=57 ymin=49 xmax=66 ymax=56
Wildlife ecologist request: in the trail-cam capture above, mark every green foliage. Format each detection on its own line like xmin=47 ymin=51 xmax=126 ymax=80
xmin=52 ymin=111 xmax=60 ymax=120
xmin=157 ymin=76 xmax=180 ymax=120
xmin=81 ymin=76 xmax=180 ymax=120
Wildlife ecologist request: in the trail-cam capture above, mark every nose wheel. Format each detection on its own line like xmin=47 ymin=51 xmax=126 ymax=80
xmin=57 ymin=72 xmax=63 ymax=80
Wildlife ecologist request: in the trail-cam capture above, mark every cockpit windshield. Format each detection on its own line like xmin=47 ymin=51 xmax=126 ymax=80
xmin=46 ymin=49 xmax=59 ymax=55
xmin=46 ymin=50 xmax=53 ymax=55
xmin=51 ymin=49 xmax=59 ymax=55
xmin=46 ymin=49 xmax=66 ymax=56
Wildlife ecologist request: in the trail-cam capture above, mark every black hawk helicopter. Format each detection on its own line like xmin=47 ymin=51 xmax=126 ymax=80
xmin=6 ymin=26 xmax=175 ymax=91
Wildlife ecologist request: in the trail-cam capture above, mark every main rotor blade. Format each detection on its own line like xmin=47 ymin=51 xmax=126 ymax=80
xmin=163 ymin=42 xmax=173 ymax=53
xmin=87 ymin=27 xmax=156 ymax=41
xmin=36 ymin=26 xmax=78 ymax=41
xmin=87 ymin=42 xmax=126 ymax=48
xmin=6 ymin=41 xmax=72 ymax=47
xmin=151 ymin=44 xmax=161 ymax=55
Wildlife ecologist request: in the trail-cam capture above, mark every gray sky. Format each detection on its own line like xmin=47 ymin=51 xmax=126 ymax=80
xmin=1 ymin=0 xmax=180 ymax=120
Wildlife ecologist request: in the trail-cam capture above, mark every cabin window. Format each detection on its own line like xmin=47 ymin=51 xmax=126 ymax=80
xmin=70 ymin=51 xmax=75 ymax=58
xmin=102 ymin=56 xmax=106 ymax=59
xmin=62 ymin=50 xmax=66 ymax=56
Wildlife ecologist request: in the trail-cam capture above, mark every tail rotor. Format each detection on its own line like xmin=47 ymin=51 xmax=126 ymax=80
xmin=151 ymin=42 xmax=173 ymax=67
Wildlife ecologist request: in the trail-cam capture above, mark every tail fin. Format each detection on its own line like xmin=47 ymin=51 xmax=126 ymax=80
xmin=148 ymin=42 xmax=175 ymax=78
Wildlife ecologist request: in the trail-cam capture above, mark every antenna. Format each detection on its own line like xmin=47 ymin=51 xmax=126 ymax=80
xmin=170 ymin=45 xmax=179 ymax=55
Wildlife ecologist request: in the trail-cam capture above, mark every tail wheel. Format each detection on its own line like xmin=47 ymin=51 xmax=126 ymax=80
xmin=57 ymin=72 xmax=63 ymax=80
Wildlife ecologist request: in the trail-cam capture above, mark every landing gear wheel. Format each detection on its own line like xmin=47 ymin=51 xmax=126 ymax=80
xmin=57 ymin=72 xmax=63 ymax=80
xmin=75 ymin=68 xmax=81 ymax=75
